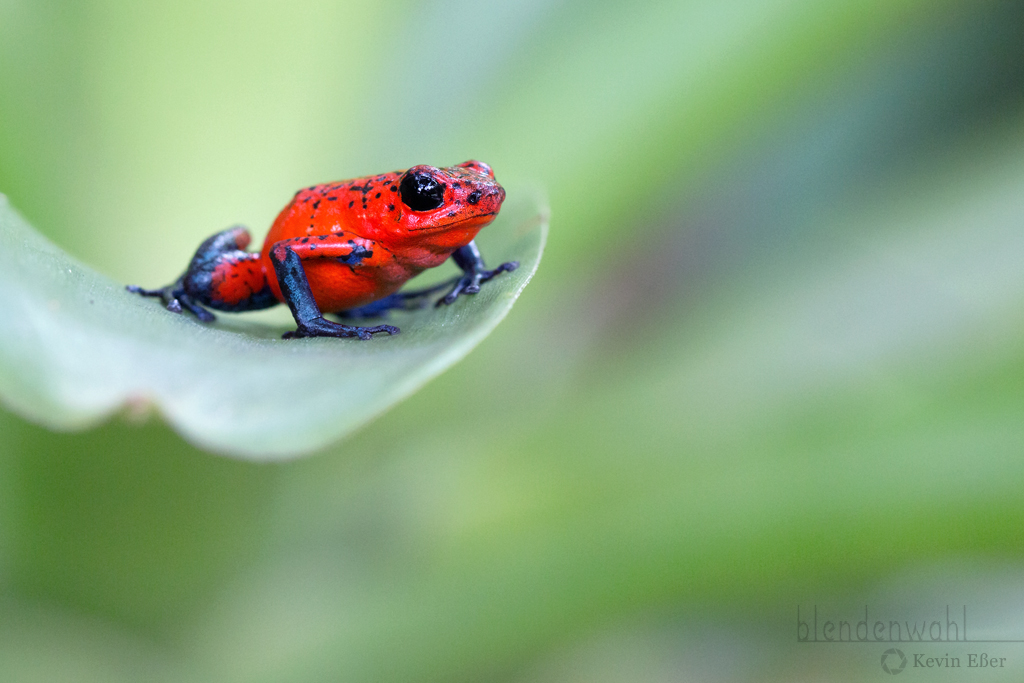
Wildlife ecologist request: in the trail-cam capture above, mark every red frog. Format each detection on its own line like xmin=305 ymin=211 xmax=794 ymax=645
xmin=128 ymin=160 xmax=516 ymax=339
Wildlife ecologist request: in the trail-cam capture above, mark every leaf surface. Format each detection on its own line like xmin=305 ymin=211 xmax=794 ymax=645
xmin=0 ymin=192 xmax=547 ymax=459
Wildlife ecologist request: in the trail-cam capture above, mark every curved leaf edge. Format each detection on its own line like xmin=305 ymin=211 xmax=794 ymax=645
xmin=0 ymin=191 xmax=548 ymax=459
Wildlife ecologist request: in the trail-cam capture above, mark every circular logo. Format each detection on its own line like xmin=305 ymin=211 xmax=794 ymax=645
xmin=881 ymin=648 xmax=908 ymax=675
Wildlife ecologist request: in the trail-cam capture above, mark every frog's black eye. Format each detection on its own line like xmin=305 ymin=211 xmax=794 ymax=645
xmin=400 ymin=171 xmax=445 ymax=212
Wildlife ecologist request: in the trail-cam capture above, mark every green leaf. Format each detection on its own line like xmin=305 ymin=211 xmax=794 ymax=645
xmin=0 ymin=191 xmax=547 ymax=459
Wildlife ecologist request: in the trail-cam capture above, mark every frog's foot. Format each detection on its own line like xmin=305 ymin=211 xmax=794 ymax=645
xmin=126 ymin=282 xmax=216 ymax=322
xmin=436 ymin=260 xmax=519 ymax=306
xmin=282 ymin=316 xmax=399 ymax=340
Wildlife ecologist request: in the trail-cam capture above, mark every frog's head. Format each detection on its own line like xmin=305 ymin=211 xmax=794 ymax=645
xmin=393 ymin=160 xmax=505 ymax=244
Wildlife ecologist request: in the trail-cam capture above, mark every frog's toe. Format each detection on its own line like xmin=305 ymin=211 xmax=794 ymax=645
xmin=177 ymin=294 xmax=216 ymax=322
xmin=284 ymin=317 xmax=399 ymax=339
xmin=435 ymin=260 xmax=519 ymax=307
xmin=127 ymin=282 xmax=216 ymax=322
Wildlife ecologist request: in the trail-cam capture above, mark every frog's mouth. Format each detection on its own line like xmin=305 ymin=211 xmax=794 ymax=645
xmin=406 ymin=211 xmax=500 ymax=232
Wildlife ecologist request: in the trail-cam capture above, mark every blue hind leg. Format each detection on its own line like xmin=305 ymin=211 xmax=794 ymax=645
xmin=127 ymin=226 xmax=276 ymax=322
xmin=335 ymin=240 xmax=519 ymax=320
xmin=333 ymin=280 xmax=454 ymax=320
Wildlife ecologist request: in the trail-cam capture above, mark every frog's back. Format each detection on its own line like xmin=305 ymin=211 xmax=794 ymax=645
xmin=263 ymin=173 xmax=403 ymax=246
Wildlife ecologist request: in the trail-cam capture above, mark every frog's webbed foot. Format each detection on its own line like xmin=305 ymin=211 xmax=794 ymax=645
xmin=126 ymin=281 xmax=216 ymax=322
xmin=436 ymin=259 xmax=519 ymax=307
xmin=282 ymin=317 xmax=399 ymax=340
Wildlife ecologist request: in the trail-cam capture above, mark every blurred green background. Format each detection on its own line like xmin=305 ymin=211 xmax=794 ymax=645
xmin=3 ymin=0 xmax=1024 ymax=681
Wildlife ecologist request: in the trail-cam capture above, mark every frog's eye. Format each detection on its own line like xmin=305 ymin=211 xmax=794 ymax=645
xmin=400 ymin=171 xmax=445 ymax=212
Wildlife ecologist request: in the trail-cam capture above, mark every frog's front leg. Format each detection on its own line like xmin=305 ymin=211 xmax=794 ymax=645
xmin=435 ymin=240 xmax=519 ymax=306
xmin=268 ymin=237 xmax=399 ymax=340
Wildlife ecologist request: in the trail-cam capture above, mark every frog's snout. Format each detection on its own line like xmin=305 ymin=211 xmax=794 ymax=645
xmin=484 ymin=184 xmax=506 ymax=214
xmin=472 ymin=185 xmax=504 ymax=206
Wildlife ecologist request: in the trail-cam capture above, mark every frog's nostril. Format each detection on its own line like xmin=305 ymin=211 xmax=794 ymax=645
xmin=467 ymin=190 xmax=482 ymax=205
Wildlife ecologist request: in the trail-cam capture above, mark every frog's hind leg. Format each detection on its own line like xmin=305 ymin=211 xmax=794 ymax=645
xmin=336 ymin=240 xmax=519 ymax=319
xmin=333 ymin=280 xmax=452 ymax=320
xmin=127 ymin=226 xmax=277 ymax=322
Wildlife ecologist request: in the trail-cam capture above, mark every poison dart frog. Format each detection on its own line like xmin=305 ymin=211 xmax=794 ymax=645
xmin=128 ymin=160 xmax=516 ymax=339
